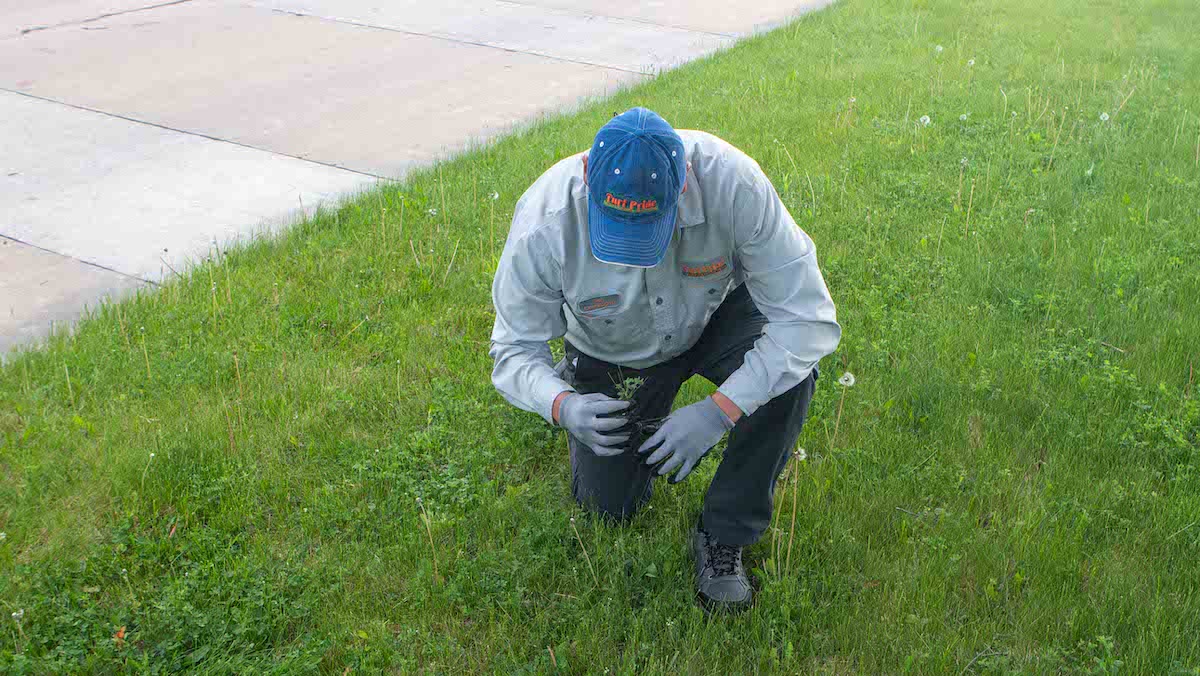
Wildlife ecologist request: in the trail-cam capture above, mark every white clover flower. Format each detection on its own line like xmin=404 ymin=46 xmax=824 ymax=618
xmin=838 ymin=372 xmax=856 ymax=387
xmin=11 ymin=609 xmax=23 ymax=622
xmin=491 ymin=192 xmax=500 ymax=201
xmin=960 ymin=113 xmax=969 ymax=121
xmin=967 ymin=58 xmax=975 ymax=67
xmin=919 ymin=115 xmax=931 ymax=127
xmin=427 ymin=208 xmax=438 ymax=216
xmin=935 ymin=45 xmax=944 ymax=54
xmin=1100 ymin=112 xmax=1110 ymax=122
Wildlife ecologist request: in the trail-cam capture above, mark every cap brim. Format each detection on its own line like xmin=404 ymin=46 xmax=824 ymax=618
xmin=588 ymin=198 xmax=676 ymax=268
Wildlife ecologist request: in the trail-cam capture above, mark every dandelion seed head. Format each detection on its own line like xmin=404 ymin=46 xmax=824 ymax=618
xmin=149 ymin=452 xmax=155 ymax=459
xmin=839 ymin=372 xmax=857 ymax=387
xmin=1012 ymin=111 xmax=1018 ymax=118
xmin=1100 ymin=112 xmax=1110 ymax=122
xmin=967 ymin=58 xmax=975 ymax=67
xmin=960 ymin=113 xmax=969 ymax=121
xmin=935 ymin=45 xmax=944 ymax=54
xmin=919 ymin=115 xmax=931 ymax=127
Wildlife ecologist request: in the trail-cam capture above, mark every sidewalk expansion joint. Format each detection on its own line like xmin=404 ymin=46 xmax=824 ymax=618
xmin=494 ymin=0 xmax=739 ymax=39
xmin=14 ymin=0 xmax=195 ymax=38
xmin=1 ymin=235 xmax=158 ymax=287
xmin=269 ymin=9 xmax=662 ymax=77
xmin=1 ymin=87 xmax=390 ymax=181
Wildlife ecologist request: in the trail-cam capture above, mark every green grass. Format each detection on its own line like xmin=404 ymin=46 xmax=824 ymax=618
xmin=3 ymin=0 xmax=1200 ymax=671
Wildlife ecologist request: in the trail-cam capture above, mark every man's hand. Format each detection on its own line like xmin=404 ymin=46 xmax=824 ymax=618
xmin=638 ymin=396 xmax=735 ymax=483
xmin=556 ymin=393 xmax=631 ymax=456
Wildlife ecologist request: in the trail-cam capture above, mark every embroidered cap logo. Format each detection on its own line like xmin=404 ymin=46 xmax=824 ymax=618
xmin=604 ymin=192 xmax=659 ymax=215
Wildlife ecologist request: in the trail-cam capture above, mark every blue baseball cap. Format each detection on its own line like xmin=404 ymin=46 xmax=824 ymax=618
xmin=586 ymin=107 xmax=687 ymax=268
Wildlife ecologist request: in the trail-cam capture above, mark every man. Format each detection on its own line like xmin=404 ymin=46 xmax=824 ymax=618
xmin=489 ymin=107 xmax=840 ymax=611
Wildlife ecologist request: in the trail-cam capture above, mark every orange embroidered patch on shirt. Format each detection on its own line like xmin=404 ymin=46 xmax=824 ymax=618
xmin=682 ymin=256 xmax=729 ymax=278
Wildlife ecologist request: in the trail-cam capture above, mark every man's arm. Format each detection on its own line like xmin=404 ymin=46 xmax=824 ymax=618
xmin=489 ymin=228 xmax=574 ymax=424
xmin=715 ymin=162 xmax=841 ymax=418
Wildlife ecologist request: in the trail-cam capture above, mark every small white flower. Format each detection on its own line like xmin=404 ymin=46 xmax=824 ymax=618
xmin=1085 ymin=162 xmax=1095 ymax=177
xmin=120 ymin=568 xmax=127 ymax=576
xmin=919 ymin=115 xmax=931 ymax=127
xmin=838 ymin=372 xmax=856 ymax=387
xmin=490 ymin=192 xmax=499 ymax=200
xmin=967 ymin=58 xmax=975 ymax=67
xmin=960 ymin=113 xmax=968 ymax=121
xmin=848 ymin=96 xmax=857 ymax=104
xmin=0 ymin=532 xmax=6 ymax=541
xmin=11 ymin=609 xmax=23 ymax=622
xmin=149 ymin=452 xmax=155 ymax=459
xmin=1012 ymin=111 xmax=1018 ymax=118
xmin=1100 ymin=112 xmax=1110 ymax=122
xmin=796 ymin=447 xmax=808 ymax=462
xmin=960 ymin=157 xmax=969 ymax=167
xmin=427 ymin=208 xmax=437 ymax=216
xmin=935 ymin=45 xmax=944 ymax=54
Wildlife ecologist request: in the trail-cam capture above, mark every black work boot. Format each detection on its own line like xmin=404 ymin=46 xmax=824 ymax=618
xmin=693 ymin=526 xmax=752 ymax=612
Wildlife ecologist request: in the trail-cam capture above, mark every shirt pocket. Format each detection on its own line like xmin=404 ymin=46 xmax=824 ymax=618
xmin=570 ymin=292 xmax=650 ymax=346
xmin=681 ymin=255 xmax=735 ymax=326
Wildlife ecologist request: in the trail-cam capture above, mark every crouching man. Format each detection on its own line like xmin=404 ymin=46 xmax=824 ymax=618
xmin=489 ymin=107 xmax=840 ymax=611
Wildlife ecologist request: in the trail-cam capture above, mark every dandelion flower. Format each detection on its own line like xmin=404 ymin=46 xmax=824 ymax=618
xmin=1099 ymin=112 xmax=1110 ymax=122
xmin=491 ymin=191 xmax=500 ymax=201
xmin=919 ymin=115 xmax=931 ymax=127
xmin=960 ymin=113 xmax=969 ymax=121
xmin=935 ymin=45 xmax=944 ymax=54
xmin=11 ymin=609 xmax=23 ymax=622
xmin=967 ymin=58 xmax=975 ymax=67
xmin=839 ymin=372 xmax=856 ymax=387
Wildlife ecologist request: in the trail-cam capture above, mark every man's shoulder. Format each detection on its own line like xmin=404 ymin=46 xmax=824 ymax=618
xmin=511 ymin=151 xmax=586 ymax=239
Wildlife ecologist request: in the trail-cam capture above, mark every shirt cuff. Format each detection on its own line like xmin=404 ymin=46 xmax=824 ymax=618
xmin=716 ymin=367 xmax=773 ymax=419
xmin=533 ymin=374 xmax=575 ymax=425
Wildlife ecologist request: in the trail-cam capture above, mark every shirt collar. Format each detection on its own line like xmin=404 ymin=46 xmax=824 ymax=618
xmin=677 ymin=164 xmax=704 ymax=228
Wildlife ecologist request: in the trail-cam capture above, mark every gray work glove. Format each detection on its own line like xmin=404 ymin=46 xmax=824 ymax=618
xmin=557 ymin=393 xmax=631 ymax=456
xmin=638 ymin=397 xmax=734 ymax=483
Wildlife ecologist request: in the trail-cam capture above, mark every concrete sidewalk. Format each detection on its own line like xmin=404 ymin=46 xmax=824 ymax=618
xmin=1 ymin=0 xmax=831 ymax=355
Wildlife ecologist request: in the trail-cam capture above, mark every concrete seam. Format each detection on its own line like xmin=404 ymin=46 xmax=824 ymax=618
xmin=12 ymin=0 xmax=196 ymax=38
xmin=0 ymin=87 xmax=390 ymax=180
xmin=267 ymin=8 xmax=663 ymax=77
xmin=494 ymin=0 xmax=740 ymax=38
xmin=0 ymin=235 xmax=158 ymax=287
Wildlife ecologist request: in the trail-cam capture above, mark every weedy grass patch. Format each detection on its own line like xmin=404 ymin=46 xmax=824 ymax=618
xmin=3 ymin=0 xmax=1200 ymax=672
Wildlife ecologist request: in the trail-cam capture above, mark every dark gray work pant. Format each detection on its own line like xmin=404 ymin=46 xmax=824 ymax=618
xmin=562 ymin=283 xmax=818 ymax=547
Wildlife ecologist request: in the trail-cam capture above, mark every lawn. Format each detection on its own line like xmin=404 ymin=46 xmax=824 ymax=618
xmin=3 ymin=0 xmax=1200 ymax=671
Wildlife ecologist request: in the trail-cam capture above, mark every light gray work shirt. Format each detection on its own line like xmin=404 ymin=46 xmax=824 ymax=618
xmin=489 ymin=130 xmax=841 ymax=424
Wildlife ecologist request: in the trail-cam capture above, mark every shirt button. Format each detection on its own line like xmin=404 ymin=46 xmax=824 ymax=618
xmin=664 ymin=334 xmax=672 ymax=341
xmin=708 ymin=289 xmax=717 ymax=295
xmin=655 ymin=297 xmax=663 ymax=305
xmin=605 ymin=319 xmax=613 ymax=324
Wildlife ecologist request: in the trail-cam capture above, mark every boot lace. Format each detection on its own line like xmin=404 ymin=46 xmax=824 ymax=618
xmin=704 ymin=533 xmax=740 ymax=577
